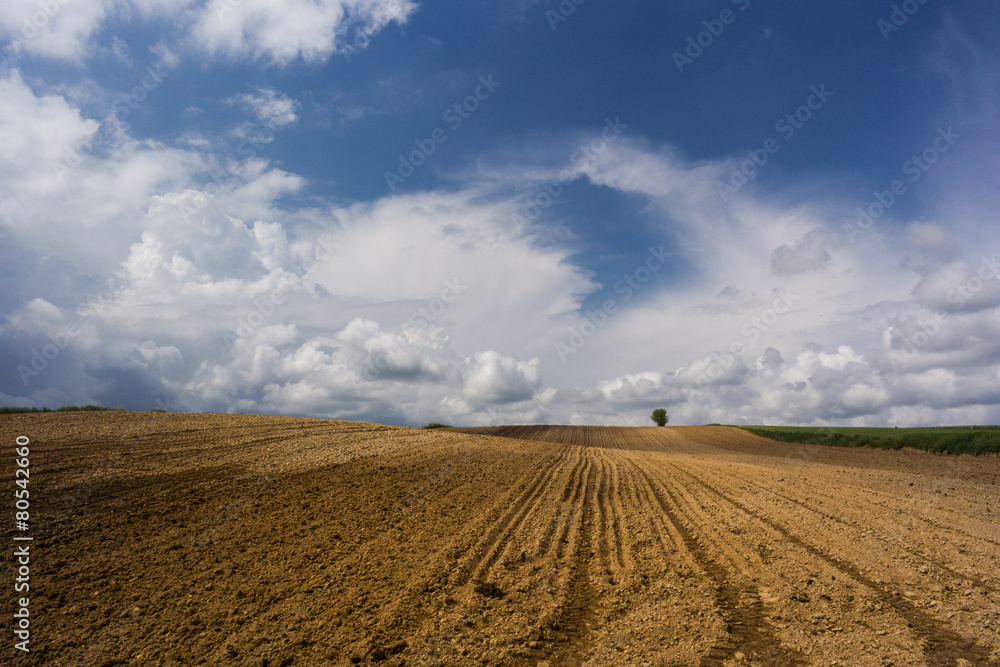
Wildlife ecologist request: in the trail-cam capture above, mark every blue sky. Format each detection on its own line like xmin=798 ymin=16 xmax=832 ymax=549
xmin=2 ymin=0 xmax=1000 ymax=426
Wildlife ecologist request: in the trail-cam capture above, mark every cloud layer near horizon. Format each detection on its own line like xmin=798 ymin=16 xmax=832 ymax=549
xmin=3 ymin=2 xmax=1000 ymax=426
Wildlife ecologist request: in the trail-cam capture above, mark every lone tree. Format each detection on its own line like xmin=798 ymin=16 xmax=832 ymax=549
xmin=651 ymin=408 xmax=668 ymax=426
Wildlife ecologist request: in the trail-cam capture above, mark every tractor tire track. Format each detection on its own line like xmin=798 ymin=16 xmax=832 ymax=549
xmin=27 ymin=413 xmax=1000 ymax=667
xmin=631 ymin=464 xmax=806 ymax=666
xmin=549 ymin=456 xmax=599 ymax=666
xmin=599 ymin=450 xmax=634 ymax=574
xmin=718 ymin=471 xmax=1000 ymax=594
xmin=666 ymin=460 xmax=995 ymax=667
xmin=454 ymin=447 xmax=570 ymax=587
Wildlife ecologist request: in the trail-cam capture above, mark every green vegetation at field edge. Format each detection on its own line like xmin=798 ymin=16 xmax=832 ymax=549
xmin=420 ymin=422 xmax=451 ymax=429
xmin=0 ymin=405 xmax=113 ymax=415
xmin=738 ymin=425 xmax=1000 ymax=455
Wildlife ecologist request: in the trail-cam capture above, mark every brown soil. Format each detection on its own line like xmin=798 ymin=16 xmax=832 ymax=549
xmin=2 ymin=413 xmax=999 ymax=666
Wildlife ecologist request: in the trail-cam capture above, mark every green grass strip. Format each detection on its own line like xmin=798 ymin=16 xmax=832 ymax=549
xmin=0 ymin=405 xmax=113 ymax=415
xmin=737 ymin=425 xmax=1000 ymax=455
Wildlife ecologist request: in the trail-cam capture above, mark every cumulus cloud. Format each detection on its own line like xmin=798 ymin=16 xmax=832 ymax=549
xmin=335 ymin=318 xmax=449 ymax=382
xmin=190 ymin=0 xmax=418 ymax=65
xmin=673 ymin=354 xmax=750 ymax=388
xmin=770 ymin=229 xmax=832 ymax=275
xmin=548 ymin=325 xmax=1000 ymax=427
xmin=1 ymin=0 xmax=416 ymax=65
xmin=756 ymin=347 xmax=783 ymax=370
xmin=515 ymin=136 xmax=1000 ymax=426
xmin=0 ymin=70 xmax=207 ymax=286
xmin=911 ymin=259 xmax=1000 ymax=313
xmin=462 ymin=351 xmax=541 ymax=405
xmin=232 ymin=88 xmax=298 ymax=129
xmin=3 ymin=72 xmax=1000 ymax=427
xmin=0 ymin=73 xmax=577 ymax=423
xmin=1 ymin=0 xmax=109 ymax=61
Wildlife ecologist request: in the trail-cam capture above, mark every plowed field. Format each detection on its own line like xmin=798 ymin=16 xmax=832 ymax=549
xmin=3 ymin=413 xmax=999 ymax=666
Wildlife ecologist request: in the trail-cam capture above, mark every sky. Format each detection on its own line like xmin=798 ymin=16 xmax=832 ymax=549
xmin=2 ymin=0 xmax=1000 ymax=427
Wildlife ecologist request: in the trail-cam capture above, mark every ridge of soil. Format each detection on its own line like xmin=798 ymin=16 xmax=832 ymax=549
xmin=3 ymin=413 xmax=999 ymax=666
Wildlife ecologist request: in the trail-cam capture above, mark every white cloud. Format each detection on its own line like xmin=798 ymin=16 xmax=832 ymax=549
xmin=3 ymin=75 xmax=1000 ymax=427
xmin=232 ymin=87 xmax=298 ymax=129
xmin=0 ymin=70 xmax=205 ymax=276
xmin=1 ymin=0 xmax=108 ymax=61
xmin=190 ymin=0 xmax=418 ymax=65
xmin=0 ymin=76 xmax=572 ymax=422
xmin=511 ymin=136 xmax=1000 ymax=426
xmin=150 ymin=41 xmax=180 ymax=69
xmin=462 ymin=351 xmax=541 ymax=405
xmin=770 ymin=228 xmax=832 ymax=275
xmin=1 ymin=0 xmax=416 ymax=65
xmin=911 ymin=260 xmax=1000 ymax=313
xmin=905 ymin=221 xmax=960 ymax=265
xmin=334 ymin=318 xmax=449 ymax=382
xmin=306 ymin=190 xmax=597 ymax=356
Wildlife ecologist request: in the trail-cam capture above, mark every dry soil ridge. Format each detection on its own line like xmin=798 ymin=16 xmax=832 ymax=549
xmin=2 ymin=413 xmax=998 ymax=666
